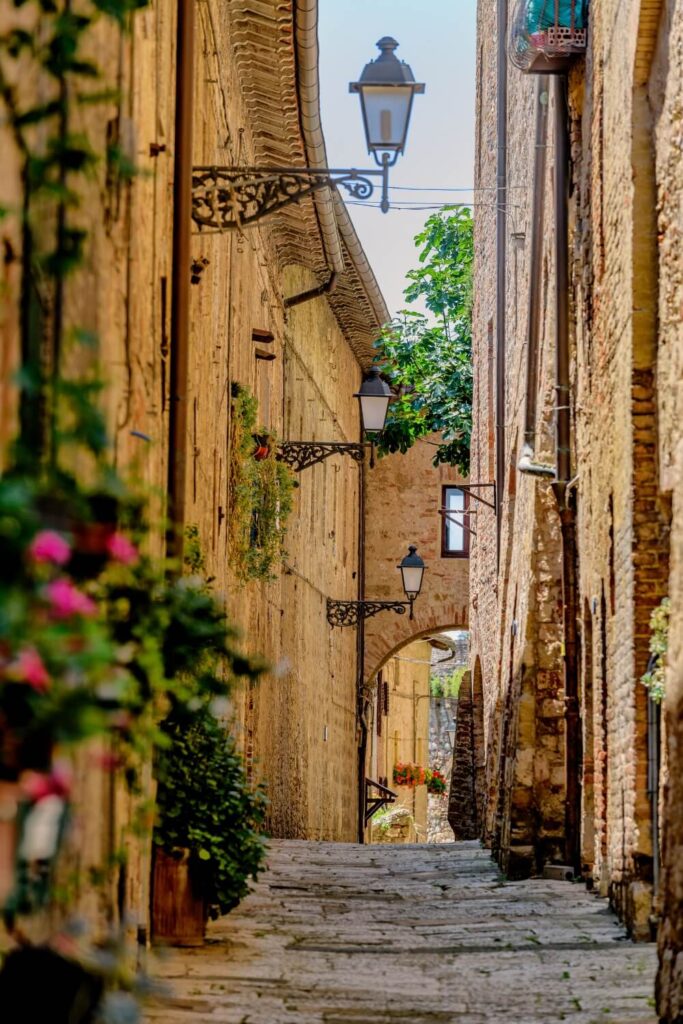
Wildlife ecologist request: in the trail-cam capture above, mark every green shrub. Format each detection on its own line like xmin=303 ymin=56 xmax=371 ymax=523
xmin=154 ymin=708 xmax=268 ymax=917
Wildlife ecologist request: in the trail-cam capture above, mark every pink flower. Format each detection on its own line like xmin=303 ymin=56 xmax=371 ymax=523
xmin=44 ymin=578 xmax=97 ymax=619
xmin=21 ymin=764 xmax=72 ymax=801
xmin=10 ymin=647 xmax=51 ymax=691
xmin=29 ymin=530 xmax=71 ymax=566
xmin=106 ymin=532 xmax=139 ymax=566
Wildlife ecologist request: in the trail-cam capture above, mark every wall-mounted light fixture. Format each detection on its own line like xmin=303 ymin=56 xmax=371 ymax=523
xmin=327 ymin=545 xmax=426 ymax=626
xmin=277 ymin=368 xmax=393 ymax=472
xmin=191 ymin=38 xmax=424 ymax=229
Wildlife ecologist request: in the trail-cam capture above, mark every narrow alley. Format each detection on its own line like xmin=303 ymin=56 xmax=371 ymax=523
xmin=147 ymin=841 xmax=656 ymax=1024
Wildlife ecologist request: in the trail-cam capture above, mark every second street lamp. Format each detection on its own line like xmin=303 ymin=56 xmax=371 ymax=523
xmin=277 ymin=369 xmax=393 ymax=472
xmin=327 ymin=545 xmax=427 ymax=627
xmin=355 ymin=366 xmax=394 ymax=437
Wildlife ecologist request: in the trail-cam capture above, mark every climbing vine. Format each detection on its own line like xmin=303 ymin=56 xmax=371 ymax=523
xmin=229 ymin=383 xmax=295 ymax=583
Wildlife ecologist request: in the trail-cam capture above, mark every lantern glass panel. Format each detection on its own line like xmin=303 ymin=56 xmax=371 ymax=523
xmin=360 ymin=394 xmax=391 ymax=434
xmin=360 ymin=85 xmax=413 ymax=152
xmin=401 ymin=564 xmax=424 ymax=601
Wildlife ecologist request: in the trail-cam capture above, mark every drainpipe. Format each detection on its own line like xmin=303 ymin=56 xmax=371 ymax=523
xmin=167 ymin=0 xmax=195 ymax=559
xmin=284 ymin=272 xmax=338 ymax=309
xmin=357 ymin=448 xmax=367 ymax=843
xmin=551 ymin=75 xmax=581 ymax=874
xmin=518 ymin=76 xmax=555 ymax=480
xmin=495 ymin=0 xmax=509 ymax=558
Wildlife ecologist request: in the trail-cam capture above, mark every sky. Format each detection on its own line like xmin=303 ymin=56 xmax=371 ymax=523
xmin=318 ymin=0 xmax=477 ymax=318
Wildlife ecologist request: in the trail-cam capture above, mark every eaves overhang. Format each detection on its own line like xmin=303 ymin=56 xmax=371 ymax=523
xmin=226 ymin=0 xmax=389 ymax=366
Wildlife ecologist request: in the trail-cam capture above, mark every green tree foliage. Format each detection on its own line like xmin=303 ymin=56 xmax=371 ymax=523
xmin=374 ymin=207 xmax=473 ymax=471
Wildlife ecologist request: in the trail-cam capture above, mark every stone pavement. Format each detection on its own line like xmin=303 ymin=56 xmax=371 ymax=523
xmin=146 ymin=840 xmax=657 ymax=1024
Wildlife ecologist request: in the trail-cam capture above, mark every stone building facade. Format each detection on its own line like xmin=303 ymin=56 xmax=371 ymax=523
xmin=469 ymin=0 xmax=683 ymax=1003
xmin=367 ymin=638 xmax=432 ymax=843
xmin=0 ymin=0 xmax=388 ymax=927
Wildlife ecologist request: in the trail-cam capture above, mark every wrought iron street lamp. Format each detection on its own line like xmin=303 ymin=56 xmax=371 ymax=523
xmin=355 ymin=366 xmax=394 ymax=437
xmin=191 ymin=38 xmax=424 ymax=229
xmin=327 ymin=545 xmax=426 ymax=626
xmin=277 ymin=368 xmax=393 ymax=472
xmin=350 ymin=36 xmax=426 ymax=213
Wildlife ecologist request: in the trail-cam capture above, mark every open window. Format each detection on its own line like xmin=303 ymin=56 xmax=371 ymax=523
xmin=442 ymin=486 xmax=470 ymax=558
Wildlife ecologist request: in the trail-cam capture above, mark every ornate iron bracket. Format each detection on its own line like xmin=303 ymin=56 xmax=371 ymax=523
xmin=191 ymin=164 xmax=388 ymax=230
xmin=327 ymin=598 xmax=412 ymax=628
xmin=277 ymin=441 xmax=366 ymax=473
xmin=364 ymin=777 xmax=397 ymax=825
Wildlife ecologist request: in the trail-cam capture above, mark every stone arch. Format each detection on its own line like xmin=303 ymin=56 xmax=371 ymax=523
xmin=365 ymin=621 xmax=468 ymax=686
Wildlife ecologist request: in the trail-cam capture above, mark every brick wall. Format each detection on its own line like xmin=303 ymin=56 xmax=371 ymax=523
xmin=471 ymin=0 xmax=678 ymax=941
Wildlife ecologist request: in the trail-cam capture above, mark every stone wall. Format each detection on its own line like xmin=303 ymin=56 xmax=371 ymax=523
xmin=0 ymin=0 xmax=388 ymax=933
xmin=470 ymin=0 xmax=682 ymax=948
xmin=364 ymin=436 xmax=470 ymax=681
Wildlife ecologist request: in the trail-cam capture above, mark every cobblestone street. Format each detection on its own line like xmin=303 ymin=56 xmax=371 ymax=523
xmin=146 ymin=841 xmax=657 ymax=1024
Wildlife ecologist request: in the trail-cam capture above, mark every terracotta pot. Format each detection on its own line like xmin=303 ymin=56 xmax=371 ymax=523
xmin=151 ymin=848 xmax=205 ymax=946
xmin=0 ymin=780 xmax=19 ymax=909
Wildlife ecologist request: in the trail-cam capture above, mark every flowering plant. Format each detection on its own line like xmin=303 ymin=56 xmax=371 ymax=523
xmin=393 ymin=762 xmax=427 ymax=788
xmin=426 ymin=768 xmax=448 ymax=795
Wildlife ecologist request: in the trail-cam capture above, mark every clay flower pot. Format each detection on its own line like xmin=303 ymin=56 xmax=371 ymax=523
xmin=152 ymin=848 xmax=206 ymax=946
xmin=251 ymin=434 xmax=273 ymax=462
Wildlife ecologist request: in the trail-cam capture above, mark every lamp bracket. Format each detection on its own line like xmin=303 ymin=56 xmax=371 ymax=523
xmin=191 ymin=164 xmax=389 ymax=230
xmin=456 ymin=483 xmax=497 ymax=513
xmin=277 ymin=441 xmax=365 ymax=473
xmin=327 ymin=598 xmax=412 ymax=628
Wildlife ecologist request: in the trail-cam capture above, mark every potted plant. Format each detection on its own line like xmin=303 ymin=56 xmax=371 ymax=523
xmin=152 ymin=707 xmax=267 ymax=944
xmin=426 ymin=768 xmax=448 ymax=795
xmin=392 ymin=762 xmax=427 ymax=788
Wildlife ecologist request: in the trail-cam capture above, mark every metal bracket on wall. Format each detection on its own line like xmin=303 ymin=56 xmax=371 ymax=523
xmin=326 ymin=598 xmax=413 ymax=628
xmin=277 ymin=441 xmax=365 ymax=473
xmin=364 ymin=777 xmax=397 ymax=825
xmin=191 ymin=164 xmax=388 ymax=230
xmin=457 ymin=482 xmax=497 ymax=513
xmin=438 ymin=508 xmax=477 ymax=537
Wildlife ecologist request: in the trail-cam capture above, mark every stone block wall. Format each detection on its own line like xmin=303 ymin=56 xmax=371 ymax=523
xmin=364 ymin=436 xmax=470 ymax=681
xmin=470 ymin=0 xmax=683 ymax=953
xmin=0 ymin=0 xmax=388 ymax=933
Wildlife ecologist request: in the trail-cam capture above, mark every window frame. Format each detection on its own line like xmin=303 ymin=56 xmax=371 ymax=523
xmin=441 ymin=485 xmax=470 ymax=558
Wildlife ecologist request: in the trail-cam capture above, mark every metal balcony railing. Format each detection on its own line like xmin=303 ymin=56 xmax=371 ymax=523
xmin=509 ymin=0 xmax=587 ymax=73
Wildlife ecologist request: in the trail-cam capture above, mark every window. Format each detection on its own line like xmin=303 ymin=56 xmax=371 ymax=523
xmin=442 ymin=486 xmax=469 ymax=557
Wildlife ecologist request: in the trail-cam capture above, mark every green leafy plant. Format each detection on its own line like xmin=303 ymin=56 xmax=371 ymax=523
xmin=229 ymin=383 xmax=295 ymax=583
xmin=374 ymin=207 xmax=473 ymax=471
xmin=154 ymin=707 xmax=267 ymax=917
xmin=641 ymin=597 xmax=670 ymax=703
xmin=430 ymin=667 xmax=465 ymax=699
xmin=426 ymin=768 xmax=447 ymax=795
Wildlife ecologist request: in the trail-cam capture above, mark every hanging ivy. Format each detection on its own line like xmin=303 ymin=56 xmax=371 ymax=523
xmin=229 ymin=383 xmax=295 ymax=583
xmin=641 ymin=597 xmax=670 ymax=704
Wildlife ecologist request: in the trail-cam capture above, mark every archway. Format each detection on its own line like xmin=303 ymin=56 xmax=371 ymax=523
xmin=363 ymin=627 xmax=469 ymax=845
